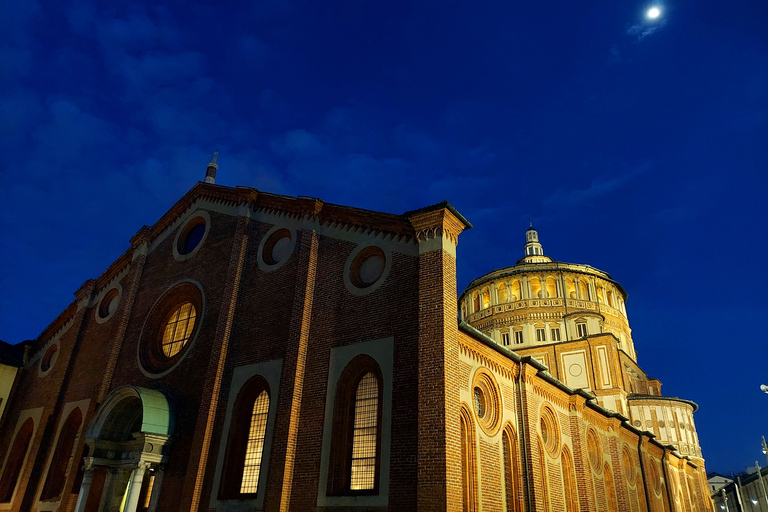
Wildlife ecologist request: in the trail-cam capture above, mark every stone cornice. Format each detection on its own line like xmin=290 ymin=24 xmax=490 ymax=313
xmin=407 ymin=202 xmax=471 ymax=245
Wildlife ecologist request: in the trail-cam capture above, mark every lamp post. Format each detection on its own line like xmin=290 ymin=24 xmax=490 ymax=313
xmin=721 ymin=487 xmax=730 ymax=512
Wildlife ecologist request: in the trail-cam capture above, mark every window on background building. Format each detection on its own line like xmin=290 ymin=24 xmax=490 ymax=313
xmin=576 ymin=322 xmax=588 ymax=338
xmin=219 ymin=376 xmax=271 ymax=499
xmin=502 ymin=333 xmax=510 ymax=346
xmin=536 ymin=328 xmax=546 ymax=342
xmin=327 ymin=356 xmax=383 ymax=495
xmin=550 ymin=328 xmax=561 ymax=341
xmin=514 ymin=331 xmax=524 ymax=345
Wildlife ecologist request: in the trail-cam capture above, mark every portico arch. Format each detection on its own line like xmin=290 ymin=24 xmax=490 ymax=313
xmin=74 ymin=386 xmax=174 ymax=512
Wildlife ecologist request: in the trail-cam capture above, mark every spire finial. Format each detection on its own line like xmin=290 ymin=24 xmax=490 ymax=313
xmin=205 ymin=150 xmax=218 ymax=184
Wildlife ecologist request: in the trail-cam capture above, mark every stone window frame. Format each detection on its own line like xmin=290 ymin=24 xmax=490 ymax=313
xmin=501 ymin=332 xmax=510 ymax=346
xmin=218 ymin=376 xmax=272 ymax=500
xmin=326 ymin=355 xmax=383 ymax=496
xmin=209 ymin=360 xmax=282 ymax=511
xmin=137 ymin=280 xmax=205 ymax=379
xmin=317 ymin=337 xmax=393 ymax=508
xmin=256 ymin=225 xmax=297 ymax=273
xmin=513 ymin=330 xmax=524 ymax=345
xmin=172 ymin=210 xmax=211 ymax=262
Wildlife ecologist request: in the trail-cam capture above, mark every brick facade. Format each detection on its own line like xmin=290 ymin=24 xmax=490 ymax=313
xmin=0 ymin=182 xmax=713 ymax=511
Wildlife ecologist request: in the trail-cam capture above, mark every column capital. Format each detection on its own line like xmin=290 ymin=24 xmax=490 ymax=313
xmin=407 ymin=202 xmax=471 ymax=247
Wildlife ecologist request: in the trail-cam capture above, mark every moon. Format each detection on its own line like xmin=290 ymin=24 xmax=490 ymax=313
xmin=646 ymin=6 xmax=662 ymax=19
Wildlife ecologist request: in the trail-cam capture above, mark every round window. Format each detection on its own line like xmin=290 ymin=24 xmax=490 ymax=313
xmin=178 ymin=217 xmax=206 ymax=255
xmin=473 ymin=387 xmax=486 ymax=418
xmin=350 ymin=246 xmax=386 ymax=289
xmin=98 ymin=288 xmax=120 ymax=319
xmin=587 ymin=428 xmax=602 ymax=472
xmin=41 ymin=345 xmax=57 ymax=373
xmin=471 ymin=370 xmax=502 ymax=435
xmin=139 ymin=282 xmax=203 ymax=376
xmin=622 ymin=446 xmax=636 ymax=484
xmin=540 ymin=406 xmax=561 ymax=456
xmin=262 ymin=228 xmax=293 ymax=265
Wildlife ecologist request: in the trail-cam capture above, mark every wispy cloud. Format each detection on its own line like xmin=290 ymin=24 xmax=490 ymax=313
xmin=627 ymin=20 xmax=666 ymax=41
xmin=544 ymin=163 xmax=652 ymax=210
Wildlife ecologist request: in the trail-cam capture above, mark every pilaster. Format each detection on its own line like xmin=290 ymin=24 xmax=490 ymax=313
xmin=408 ymin=204 xmax=469 ymax=512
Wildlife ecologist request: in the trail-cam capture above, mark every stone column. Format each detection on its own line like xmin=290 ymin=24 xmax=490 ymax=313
xmin=147 ymin=465 xmax=165 ymax=512
xmin=73 ymin=462 xmax=95 ymax=512
xmin=123 ymin=463 xmax=150 ymax=512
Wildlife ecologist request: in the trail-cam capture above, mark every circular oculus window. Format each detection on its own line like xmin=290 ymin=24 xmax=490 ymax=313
xmin=472 ymin=370 xmax=502 ymax=435
xmin=351 ymin=246 xmax=386 ymax=288
xmin=179 ymin=218 xmax=206 ymax=255
xmin=586 ymin=427 xmax=602 ymax=472
xmin=40 ymin=345 xmax=58 ymax=373
xmin=540 ymin=406 xmax=561 ymax=457
xmin=263 ymin=228 xmax=293 ymax=265
xmin=97 ymin=288 xmax=121 ymax=321
xmin=257 ymin=225 xmax=297 ymax=272
xmin=344 ymin=244 xmax=392 ymax=296
xmin=139 ymin=282 xmax=203 ymax=376
xmin=173 ymin=211 xmax=211 ymax=261
xmin=622 ymin=446 xmax=636 ymax=484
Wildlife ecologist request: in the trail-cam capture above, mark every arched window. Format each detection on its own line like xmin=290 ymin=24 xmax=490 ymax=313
xmin=41 ymin=408 xmax=83 ymax=500
xmin=577 ymin=281 xmax=589 ymax=301
xmin=472 ymin=293 xmax=480 ymax=313
xmin=546 ymin=276 xmax=558 ymax=298
xmin=530 ymin=278 xmax=542 ymax=298
xmin=219 ymin=376 xmax=271 ymax=499
xmin=566 ymin=278 xmax=576 ymax=299
xmin=498 ymin=283 xmax=508 ymax=303
xmin=460 ymin=407 xmax=476 ymax=512
xmin=328 ymin=356 xmax=382 ymax=495
xmin=538 ymin=440 xmax=550 ymax=512
xmin=0 ymin=417 xmax=35 ymax=503
xmin=502 ymin=426 xmax=523 ymax=512
xmin=482 ymin=289 xmax=491 ymax=309
xmin=510 ymin=280 xmax=522 ymax=301
xmin=561 ymin=447 xmax=579 ymax=511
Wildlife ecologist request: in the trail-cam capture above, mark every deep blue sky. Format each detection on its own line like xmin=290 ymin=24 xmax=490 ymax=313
xmin=1 ymin=0 xmax=766 ymax=474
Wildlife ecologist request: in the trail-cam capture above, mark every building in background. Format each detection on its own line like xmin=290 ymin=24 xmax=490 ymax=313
xmin=0 ymin=340 xmax=25 ymax=423
xmin=460 ymin=225 xmax=705 ymax=463
xmin=0 ymin=161 xmax=714 ymax=511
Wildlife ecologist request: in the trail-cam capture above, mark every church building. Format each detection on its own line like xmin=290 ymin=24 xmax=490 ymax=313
xmin=0 ymin=159 xmax=714 ymax=511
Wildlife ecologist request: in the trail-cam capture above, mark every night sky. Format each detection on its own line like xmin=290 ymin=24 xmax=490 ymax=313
xmin=1 ymin=0 xmax=766 ymax=475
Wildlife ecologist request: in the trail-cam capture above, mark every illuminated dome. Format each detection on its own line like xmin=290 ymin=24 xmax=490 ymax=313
xmin=459 ymin=225 xmax=636 ymax=360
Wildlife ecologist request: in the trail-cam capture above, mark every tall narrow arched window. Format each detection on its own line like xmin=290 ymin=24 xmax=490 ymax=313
xmin=0 ymin=417 xmax=35 ymax=503
xmin=219 ymin=377 xmax=271 ymax=499
xmin=328 ymin=356 xmax=382 ymax=495
xmin=41 ymin=408 xmax=83 ymax=500
xmin=460 ymin=407 xmax=476 ymax=512
xmin=502 ymin=426 xmax=522 ymax=512
xmin=537 ymin=441 xmax=550 ymax=512
xmin=561 ymin=446 xmax=579 ymax=512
